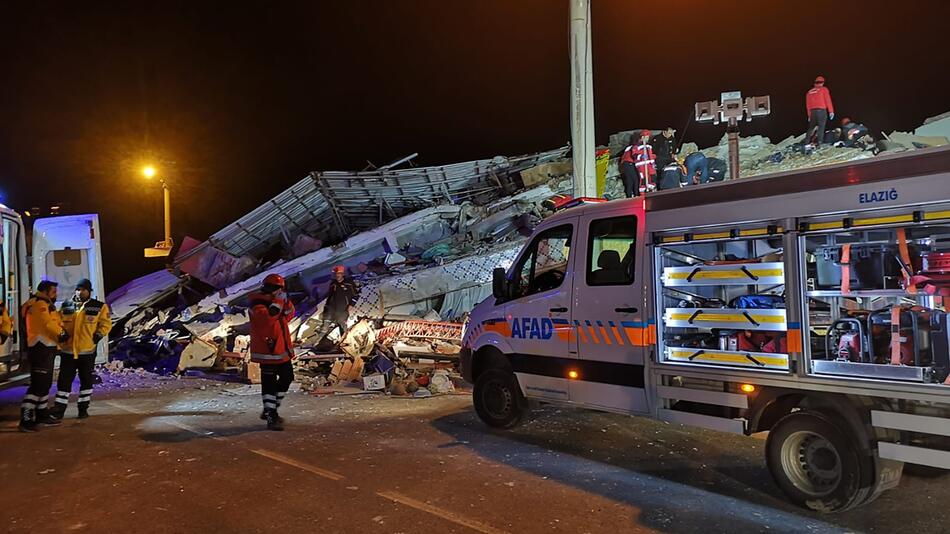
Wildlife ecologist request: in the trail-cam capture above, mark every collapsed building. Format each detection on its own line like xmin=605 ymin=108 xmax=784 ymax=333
xmin=107 ymin=111 xmax=950 ymax=393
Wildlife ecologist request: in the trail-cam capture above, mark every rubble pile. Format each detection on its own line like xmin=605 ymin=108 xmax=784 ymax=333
xmin=107 ymin=147 xmax=573 ymax=389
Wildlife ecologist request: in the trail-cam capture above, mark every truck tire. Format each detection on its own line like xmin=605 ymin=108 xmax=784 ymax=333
xmin=766 ymin=410 xmax=874 ymax=512
xmin=474 ymin=368 xmax=528 ymax=429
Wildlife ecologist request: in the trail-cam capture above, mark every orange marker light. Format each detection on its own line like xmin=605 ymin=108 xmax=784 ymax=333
xmin=568 ymin=370 xmax=579 ymax=379
xmin=740 ymin=383 xmax=756 ymax=393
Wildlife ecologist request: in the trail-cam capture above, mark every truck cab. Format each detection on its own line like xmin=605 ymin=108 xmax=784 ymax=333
xmin=463 ymin=197 xmax=649 ymax=424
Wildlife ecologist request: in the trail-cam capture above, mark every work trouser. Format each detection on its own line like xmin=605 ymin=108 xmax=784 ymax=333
xmin=807 ymin=108 xmax=829 ymax=147
xmin=54 ymin=352 xmax=96 ymax=410
xmin=22 ymin=344 xmax=57 ymax=417
xmin=261 ymin=360 xmax=294 ymax=413
xmin=327 ymin=310 xmax=349 ymax=338
xmin=619 ymin=162 xmax=639 ymax=198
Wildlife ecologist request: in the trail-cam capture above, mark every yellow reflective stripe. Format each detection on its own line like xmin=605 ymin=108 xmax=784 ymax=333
xmin=666 ymin=269 xmax=783 ymax=280
xmin=655 ymin=226 xmax=783 ymax=244
xmin=667 ymin=312 xmax=786 ymax=324
xmin=924 ymin=210 xmax=950 ymax=221
xmin=667 ymin=349 xmax=787 ymax=367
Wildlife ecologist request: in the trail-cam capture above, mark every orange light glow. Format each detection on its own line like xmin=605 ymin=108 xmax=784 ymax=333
xmin=568 ymin=370 xmax=579 ymax=379
xmin=740 ymin=383 xmax=756 ymax=393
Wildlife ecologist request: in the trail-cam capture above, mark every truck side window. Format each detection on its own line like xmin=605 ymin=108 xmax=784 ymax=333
xmin=586 ymin=215 xmax=637 ymax=286
xmin=511 ymin=225 xmax=572 ymax=299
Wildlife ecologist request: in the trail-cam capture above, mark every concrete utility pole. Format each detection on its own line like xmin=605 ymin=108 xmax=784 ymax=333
xmin=570 ymin=0 xmax=597 ymax=197
xmin=695 ymin=92 xmax=771 ymax=181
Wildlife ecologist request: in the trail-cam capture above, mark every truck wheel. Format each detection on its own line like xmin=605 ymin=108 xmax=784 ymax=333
xmin=766 ymin=411 xmax=873 ymax=512
xmin=474 ymin=369 xmax=528 ymax=429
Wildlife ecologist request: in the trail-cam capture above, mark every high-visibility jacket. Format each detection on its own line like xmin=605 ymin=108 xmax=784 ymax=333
xmin=0 ymin=304 xmax=12 ymax=341
xmin=634 ymin=143 xmax=656 ymax=171
xmin=59 ymin=297 xmax=112 ymax=358
xmin=805 ymin=86 xmax=834 ymax=117
xmin=22 ymin=295 xmax=64 ymax=348
xmin=248 ymin=291 xmax=295 ymax=365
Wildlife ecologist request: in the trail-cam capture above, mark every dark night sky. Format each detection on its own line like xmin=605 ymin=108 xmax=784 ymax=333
xmin=2 ymin=1 xmax=948 ymax=292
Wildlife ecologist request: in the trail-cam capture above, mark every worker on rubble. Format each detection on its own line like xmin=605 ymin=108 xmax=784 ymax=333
xmin=619 ymin=136 xmax=641 ymax=198
xmin=683 ymin=150 xmax=709 ymax=185
xmin=634 ymin=129 xmax=657 ymax=193
xmin=0 ymin=302 xmax=12 ymax=344
xmin=805 ymin=75 xmax=835 ymax=148
xmin=324 ymin=265 xmax=359 ymax=337
xmin=19 ymin=280 xmax=68 ymax=432
xmin=651 ymin=127 xmax=677 ymax=171
xmin=838 ymin=117 xmax=871 ymax=148
xmin=50 ymin=279 xmax=112 ymax=420
xmin=249 ymin=273 xmax=296 ymax=431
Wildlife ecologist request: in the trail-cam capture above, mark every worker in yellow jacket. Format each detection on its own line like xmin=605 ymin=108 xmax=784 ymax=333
xmin=0 ymin=301 xmax=12 ymax=344
xmin=20 ymin=280 xmax=68 ymax=432
xmin=51 ymin=279 xmax=111 ymax=420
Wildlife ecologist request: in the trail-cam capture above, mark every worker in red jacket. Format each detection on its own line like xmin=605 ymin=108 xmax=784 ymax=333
xmin=634 ymin=129 xmax=657 ymax=193
xmin=619 ymin=137 xmax=640 ymax=198
xmin=249 ymin=273 xmax=295 ymax=431
xmin=805 ymin=75 xmax=835 ymax=148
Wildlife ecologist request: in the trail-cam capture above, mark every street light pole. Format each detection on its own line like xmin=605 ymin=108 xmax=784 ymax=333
xmin=143 ymin=165 xmax=174 ymax=258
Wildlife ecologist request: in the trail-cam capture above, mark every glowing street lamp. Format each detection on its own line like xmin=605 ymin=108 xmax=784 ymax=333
xmin=142 ymin=166 xmax=174 ymax=258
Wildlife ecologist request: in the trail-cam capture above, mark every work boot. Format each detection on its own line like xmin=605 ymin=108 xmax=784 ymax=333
xmin=260 ymin=410 xmax=284 ymax=424
xmin=49 ymin=403 xmax=67 ymax=420
xmin=18 ymin=407 xmax=37 ymax=432
xmin=264 ymin=409 xmax=284 ymax=431
xmin=78 ymin=403 xmax=89 ymax=419
xmin=35 ymin=408 xmax=62 ymax=426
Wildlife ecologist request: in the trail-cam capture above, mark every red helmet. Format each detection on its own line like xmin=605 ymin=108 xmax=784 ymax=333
xmin=640 ymin=129 xmax=651 ymax=138
xmin=814 ymin=75 xmax=826 ymax=84
xmin=263 ymin=273 xmax=285 ymax=288
xmin=331 ymin=265 xmax=346 ymax=274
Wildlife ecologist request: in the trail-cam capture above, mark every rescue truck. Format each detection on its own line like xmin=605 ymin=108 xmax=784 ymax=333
xmin=0 ymin=206 xmax=107 ymax=382
xmin=461 ymin=145 xmax=950 ymax=512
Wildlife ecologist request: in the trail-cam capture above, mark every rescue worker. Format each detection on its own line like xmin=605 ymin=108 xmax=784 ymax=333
xmin=805 ymin=75 xmax=835 ymax=148
xmin=324 ymin=265 xmax=359 ymax=336
xmin=51 ymin=279 xmax=111 ymax=420
xmin=20 ymin=281 xmax=68 ymax=432
xmin=619 ymin=137 xmax=640 ymax=198
xmin=651 ymin=127 xmax=676 ymax=171
xmin=683 ymin=150 xmax=709 ymax=185
xmin=634 ymin=129 xmax=657 ymax=193
xmin=838 ymin=117 xmax=870 ymax=148
xmin=0 ymin=301 xmax=12 ymax=344
xmin=249 ymin=274 xmax=295 ymax=431
xmin=657 ymin=161 xmax=685 ymax=190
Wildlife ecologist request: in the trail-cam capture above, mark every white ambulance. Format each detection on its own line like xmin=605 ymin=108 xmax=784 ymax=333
xmin=461 ymin=145 xmax=950 ymax=512
xmin=0 ymin=208 xmax=107 ymax=381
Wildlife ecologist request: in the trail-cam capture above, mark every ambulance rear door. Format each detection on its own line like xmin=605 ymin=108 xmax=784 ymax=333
xmin=504 ymin=219 xmax=578 ymax=402
xmin=32 ymin=214 xmax=107 ymax=362
xmin=571 ymin=206 xmax=649 ymax=413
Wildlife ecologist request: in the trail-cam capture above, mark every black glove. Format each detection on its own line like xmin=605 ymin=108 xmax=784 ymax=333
xmin=266 ymin=338 xmax=277 ymax=353
xmin=93 ymin=333 xmax=103 ymax=344
xmin=58 ymin=330 xmax=70 ymax=343
xmin=268 ymin=303 xmax=281 ymax=317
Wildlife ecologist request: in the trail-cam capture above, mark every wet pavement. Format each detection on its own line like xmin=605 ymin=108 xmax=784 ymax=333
xmin=1 ymin=373 xmax=947 ymax=533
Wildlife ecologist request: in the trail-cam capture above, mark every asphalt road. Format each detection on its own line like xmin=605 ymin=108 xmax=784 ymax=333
xmin=1 ymin=374 xmax=947 ymax=533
